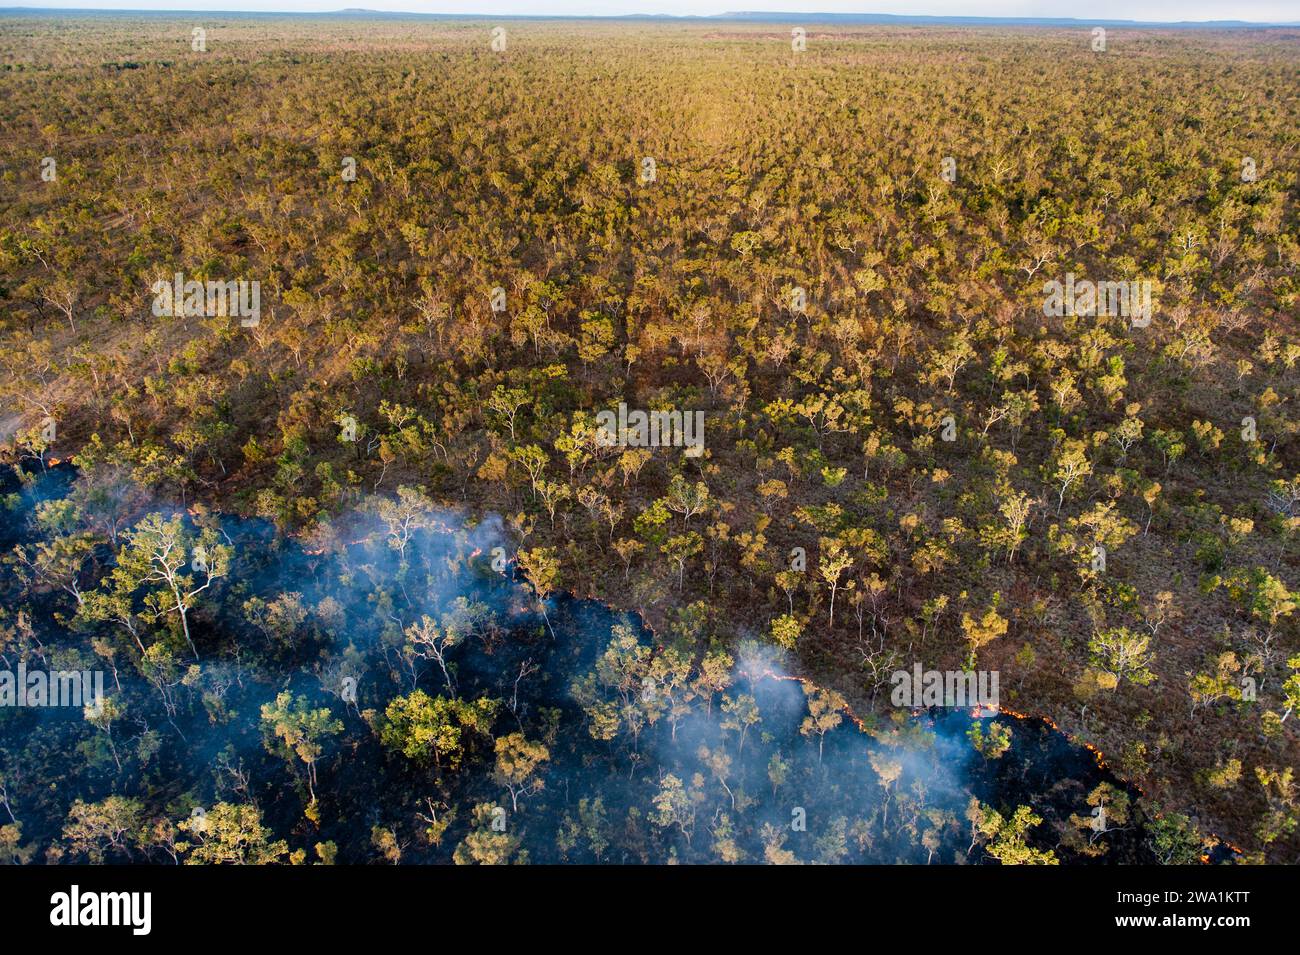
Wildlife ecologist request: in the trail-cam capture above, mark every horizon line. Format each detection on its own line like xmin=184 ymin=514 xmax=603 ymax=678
xmin=2 ymin=7 xmax=1298 ymax=27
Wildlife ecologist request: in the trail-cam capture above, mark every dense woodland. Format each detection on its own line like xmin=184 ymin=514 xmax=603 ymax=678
xmin=0 ymin=15 xmax=1297 ymax=863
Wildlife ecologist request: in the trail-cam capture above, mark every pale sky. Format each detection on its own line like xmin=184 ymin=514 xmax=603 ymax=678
xmin=8 ymin=0 xmax=1299 ymax=22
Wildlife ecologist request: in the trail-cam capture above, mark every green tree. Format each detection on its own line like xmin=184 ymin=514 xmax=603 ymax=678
xmin=800 ymin=685 xmax=845 ymax=763
xmin=517 ymin=546 xmax=560 ymax=639
xmin=7 ymin=499 xmax=97 ymax=608
xmin=98 ymin=513 xmax=230 ymax=660
xmin=1046 ymin=436 xmax=1092 ymax=514
xmin=178 ymin=803 xmax=289 ymax=865
xmin=1088 ymin=627 xmax=1157 ymax=687
xmin=453 ymin=802 xmax=526 ymax=865
xmin=61 ymin=797 xmax=145 ymax=863
xmin=818 ymin=537 xmax=853 ymax=627
xmin=970 ymin=802 xmax=1057 ymax=865
xmin=380 ymin=690 xmax=499 ymax=772
xmin=260 ymin=691 xmax=343 ymax=805
xmin=493 ymin=733 xmax=550 ymax=812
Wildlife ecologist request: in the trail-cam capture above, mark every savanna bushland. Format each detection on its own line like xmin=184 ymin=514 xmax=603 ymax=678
xmin=0 ymin=14 xmax=1297 ymax=864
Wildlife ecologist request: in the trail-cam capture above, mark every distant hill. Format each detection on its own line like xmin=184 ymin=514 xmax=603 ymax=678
xmin=714 ymin=11 xmax=1298 ymax=26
